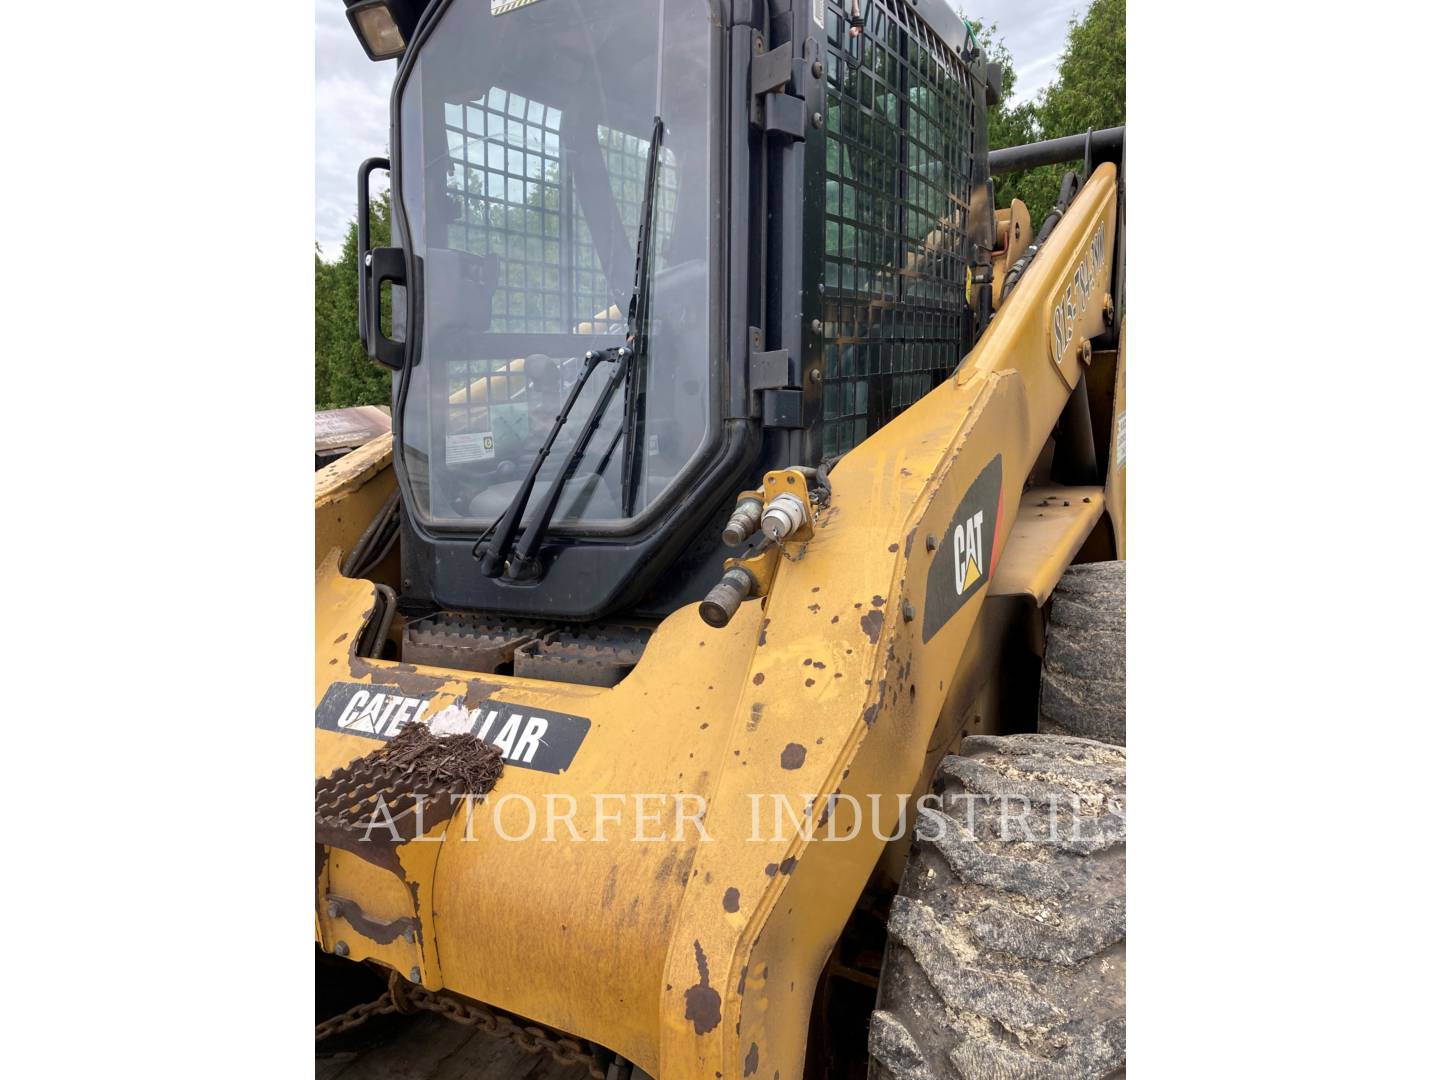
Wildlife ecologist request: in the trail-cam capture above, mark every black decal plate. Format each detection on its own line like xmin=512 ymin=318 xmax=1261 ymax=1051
xmin=315 ymin=683 xmax=590 ymax=775
xmin=922 ymin=455 xmax=1003 ymax=642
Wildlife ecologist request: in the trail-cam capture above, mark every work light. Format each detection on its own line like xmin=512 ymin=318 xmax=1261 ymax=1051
xmin=345 ymin=0 xmax=406 ymax=61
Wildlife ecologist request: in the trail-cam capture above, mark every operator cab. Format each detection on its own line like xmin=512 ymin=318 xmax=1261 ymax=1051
xmin=346 ymin=0 xmax=997 ymax=638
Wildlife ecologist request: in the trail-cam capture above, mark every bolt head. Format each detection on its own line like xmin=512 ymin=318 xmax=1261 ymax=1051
xmin=334 ymin=941 xmax=349 ymax=958
xmin=811 ymin=111 xmax=824 ymax=129
xmin=584 ymin=350 xmax=594 ymax=360
xmin=902 ymin=601 xmax=915 ymax=622
xmin=403 ymin=927 xmax=415 ymax=944
xmin=810 ymin=318 xmax=823 ymax=333
xmin=326 ymin=901 xmax=341 ymax=918
xmin=409 ymin=967 xmax=422 ymax=984
xmin=809 ymin=367 xmax=821 ymax=384
xmin=812 ymin=60 xmax=824 ymax=78
xmin=925 ymin=533 xmax=937 ymax=552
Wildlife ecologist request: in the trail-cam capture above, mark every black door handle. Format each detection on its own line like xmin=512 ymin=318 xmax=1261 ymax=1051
xmin=366 ymin=246 xmax=407 ymax=370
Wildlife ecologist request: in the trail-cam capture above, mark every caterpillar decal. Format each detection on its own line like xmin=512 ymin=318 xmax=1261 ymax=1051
xmin=315 ymin=682 xmax=591 ymax=774
xmin=922 ymin=455 xmax=1003 ymax=642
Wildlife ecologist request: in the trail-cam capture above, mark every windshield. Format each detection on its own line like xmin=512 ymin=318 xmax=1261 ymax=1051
xmin=394 ymin=0 xmax=715 ymax=530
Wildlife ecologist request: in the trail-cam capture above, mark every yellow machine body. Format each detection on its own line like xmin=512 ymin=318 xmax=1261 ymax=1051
xmin=316 ymin=165 xmax=1124 ymax=1078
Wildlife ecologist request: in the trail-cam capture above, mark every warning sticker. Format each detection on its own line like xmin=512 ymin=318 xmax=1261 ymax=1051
xmin=446 ymin=432 xmax=496 ymax=464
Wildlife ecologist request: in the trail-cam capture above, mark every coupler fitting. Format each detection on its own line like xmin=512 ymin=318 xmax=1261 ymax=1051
xmin=699 ymin=567 xmax=757 ymax=629
xmin=760 ymin=492 xmax=809 ymax=541
xmin=722 ymin=495 xmax=764 ymax=547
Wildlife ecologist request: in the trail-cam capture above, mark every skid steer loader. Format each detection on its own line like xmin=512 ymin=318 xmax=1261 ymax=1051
xmin=316 ymin=1 xmax=1126 ymax=1076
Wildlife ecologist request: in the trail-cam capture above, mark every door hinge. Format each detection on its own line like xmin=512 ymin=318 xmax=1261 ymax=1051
xmin=748 ymin=326 xmax=802 ymax=428
xmin=751 ymin=41 xmax=807 ymax=141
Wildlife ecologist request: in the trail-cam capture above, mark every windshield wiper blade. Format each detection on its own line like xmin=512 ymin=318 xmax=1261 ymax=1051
xmin=504 ymin=346 xmax=631 ymax=581
xmin=476 ymin=116 xmax=664 ymax=582
xmin=618 ymin=114 xmax=666 ymax=517
xmin=475 ymin=348 xmax=612 ymax=578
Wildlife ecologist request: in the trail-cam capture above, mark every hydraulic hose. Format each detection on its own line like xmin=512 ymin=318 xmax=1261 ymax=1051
xmin=1000 ymin=170 xmax=1082 ymax=302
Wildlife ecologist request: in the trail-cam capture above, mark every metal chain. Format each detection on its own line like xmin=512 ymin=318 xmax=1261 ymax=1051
xmin=315 ymin=973 xmax=606 ymax=1080
xmin=314 ymin=990 xmax=397 ymax=1042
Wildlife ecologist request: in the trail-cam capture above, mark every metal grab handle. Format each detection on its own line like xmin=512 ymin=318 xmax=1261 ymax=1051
xmin=356 ymin=156 xmax=390 ymax=348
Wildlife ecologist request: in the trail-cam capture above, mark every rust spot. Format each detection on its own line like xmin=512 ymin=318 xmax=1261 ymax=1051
xmin=745 ymin=1043 xmax=760 ymax=1076
xmin=812 ymin=661 xmax=826 ymax=670
xmin=723 ymin=887 xmax=740 ymax=913
xmin=807 ymin=603 xmax=821 ymax=613
xmin=860 ymin=609 xmax=884 ymax=644
xmin=888 ymin=543 xmax=898 ymax=552
xmin=683 ymin=941 xmax=722 ymax=1036
xmin=811 ymin=586 xmax=820 ymax=593
xmin=328 ymin=658 xmax=337 ymax=666
xmin=862 ymin=702 xmax=879 ymax=726
xmin=461 ymin=678 xmax=504 ymax=711
xmin=323 ymin=893 xmax=419 ymax=946
xmin=779 ymin=857 xmax=797 ymax=874
xmin=871 ymin=595 xmax=884 ymax=607
xmin=753 ymin=672 xmax=765 ymax=686
xmin=738 ymin=964 xmax=748 ymax=995
xmin=803 ymin=658 xmax=812 ymax=666
xmin=758 ymin=618 xmax=770 ymax=646
xmin=347 ymin=655 xmax=450 ymax=697
xmin=334 ymin=633 xmax=348 ymax=644
xmin=601 ymin=865 xmax=619 ymax=910
xmin=780 ymin=743 xmax=807 ymax=770
xmin=805 ymin=678 xmax=815 ymax=687
xmin=764 ymin=862 xmax=779 ymax=877
xmin=830 ymin=615 xmax=839 ymax=624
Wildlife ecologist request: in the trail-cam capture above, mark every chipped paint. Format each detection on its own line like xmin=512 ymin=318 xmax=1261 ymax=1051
xmin=683 ymin=940 xmax=722 ymax=1036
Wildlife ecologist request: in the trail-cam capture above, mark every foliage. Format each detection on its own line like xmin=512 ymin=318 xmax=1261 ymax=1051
xmin=974 ymin=0 xmax=1126 ymax=228
xmin=314 ymin=190 xmax=394 ymax=410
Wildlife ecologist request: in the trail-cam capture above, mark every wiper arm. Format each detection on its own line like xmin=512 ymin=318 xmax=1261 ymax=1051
xmin=475 ymin=348 xmax=613 ymax=578
xmin=618 ymin=114 xmax=666 ymax=517
xmin=504 ymin=345 xmax=631 ymax=581
xmin=475 ymin=116 xmax=664 ymax=582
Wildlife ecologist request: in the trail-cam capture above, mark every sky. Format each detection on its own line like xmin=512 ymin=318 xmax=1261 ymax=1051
xmin=313 ymin=0 xmax=1082 ymax=259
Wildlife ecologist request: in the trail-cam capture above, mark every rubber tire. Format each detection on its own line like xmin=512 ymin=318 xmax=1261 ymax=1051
xmin=868 ymin=734 xmax=1126 ymax=1080
xmin=1039 ymin=561 xmax=1125 ymax=746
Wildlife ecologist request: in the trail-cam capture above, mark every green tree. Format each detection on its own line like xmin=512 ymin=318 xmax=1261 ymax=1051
xmin=315 ymin=190 xmax=394 ymax=409
xmin=977 ymin=0 xmax=1125 ymax=225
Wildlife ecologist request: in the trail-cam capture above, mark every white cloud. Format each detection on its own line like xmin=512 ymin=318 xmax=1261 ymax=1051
xmin=314 ymin=0 xmax=392 ymax=259
xmin=960 ymin=1 xmax=1080 ymax=102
